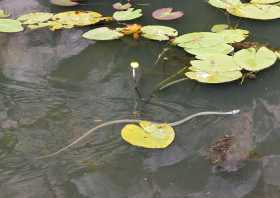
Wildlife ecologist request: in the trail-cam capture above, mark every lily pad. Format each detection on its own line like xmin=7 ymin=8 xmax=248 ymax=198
xmin=185 ymin=70 xmax=242 ymax=84
xmin=0 ymin=10 xmax=10 ymax=18
xmin=275 ymin=51 xmax=280 ymax=59
xmin=141 ymin=25 xmax=178 ymax=41
xmin=208 ymin=0 xmax=242 ymax=9
xmin=50 ymin=0 xmax=80 ymax=6
xmin=51 ymin=11 xmax=102 ymax=29
xmin=17 ymin=12 xmax=53 ymax=25
xmin=82 ymin=27 xmax=124 ymax=40
xmin=250 ymin=0 xmax=280 ymax=4
xmin=218 ymin=29 xmax=249 ymax=43
xmin=0 ymin=19 xmax=24 ymax=33
xmin=190 ymin=54 xmax=241 ymax=72
xmin=184 ymin=43 xmax=234 ymax=56
xmin=113 ymin=8 xmax=142 ymax=21
xmin=233 ymin=47 xmax=277 ymax=71
xmin=152 ymin=8 xmax=184 ymax=20
xmin=112 ymin=2 xmax=132 ymax=10
xmin=227 ymin=3 xmax=280 ymax=20
xmin=173 ymin=32 xmax=224 ymax=49
xmin=211 ymin=24 xmax=229 ymax=33
xmin=121 ymin=121 xmax=175 ymax=149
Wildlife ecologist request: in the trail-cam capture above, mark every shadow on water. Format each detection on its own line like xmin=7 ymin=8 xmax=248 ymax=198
xmin=0 ymin=0 xmax=280 ymax=197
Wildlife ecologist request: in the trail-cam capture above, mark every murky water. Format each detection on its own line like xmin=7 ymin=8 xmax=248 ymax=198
xmin=0 ymin=0 xmax=280 ymax=197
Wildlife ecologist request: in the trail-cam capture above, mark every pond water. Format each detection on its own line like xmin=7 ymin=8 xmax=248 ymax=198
xmin=0 ymin=0 xmax=280 ymax=197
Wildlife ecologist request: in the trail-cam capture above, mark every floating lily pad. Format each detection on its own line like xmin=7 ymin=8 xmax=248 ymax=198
xmin=51 ymin=11 xmax=102 ymax=29
xmin=113 ymin=8 xmax=142 ymax=21
xmin=83 ymin=27 xmax=124 ymax=40
xmin=0 ymin=10 xmax=10 ymax=18
xmin=152 ymin=8 xmax=184 ymax=20
xmin=190 ymin=54 xmax=241 ymax=72
xmin=141 ymin=25 xmax=178 ymax=41
xmin=17 ymin=12 xmax=53 ymax=25
xmin=218 ymin=29 xmax=249 ymax=43
xmin=184 ymin=43 xmax=234 ymax=56
xmin=174 ymin=32 xmax=224 ymax=49
xmin=227 ymin=3 xmax=280 ymax=20
xmin=112 ymin=2 xmax=132 ymax=10
xmin=208 ymin=0 xmax=242 ymax=9
xmin=185 ymin=70 xmax=242 ymax=84
xmin=50 ymin=0 xmax=79 ymax=6
xmin=0 ymin=19 xmax=24 ymax=32
xmin=275 ymin=51 xmax=280 ymax=59
xmin=121 ymin=121 xmax=175 ymax=149
xmin=233 ymin=47 xmax=277 ymax=71
xmin=250 ymin=0 xmax=280 ymax=4
xmin=211 ymin=24 xmax=229 ymax=33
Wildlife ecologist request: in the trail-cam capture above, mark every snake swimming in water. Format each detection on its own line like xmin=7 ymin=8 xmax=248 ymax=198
xmin=37 ymin=109 xmax=240 ymax=159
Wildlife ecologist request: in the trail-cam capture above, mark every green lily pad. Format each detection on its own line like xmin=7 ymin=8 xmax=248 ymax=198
xmin=121 ymin=121 xmax=175 ymax=149
xmin=141 ymin=25 xmax=178 ymax=41
xmin=0 ymin=19 xmax=24 ymax=32
xmin=208 ymin=0 xmax=242 ymax=9
xmin=233 ymin=47 xmax=277 ymax=71
xmin=174 ymin=32 xmax=224 ymax=49
xmin=17 ymin=12 xmax=53 ymax=25
xmin=218 ymin=29 xmax=249 ymax=43
xmin=82 ymin=27 xmax=124 ymax=40
xmin=190 ymin=54 xmax=241 ymax=72
xmin=185 ymin=70 xmax=242 ymax=84
xmin=184 ymin=43 xmax=234 ymax=56
xmin=50 ymin=0 xmax=80 ymax=6
xmin=113 ymin=8 xmax=143 ymax=21
xmin=227 ymin=3 xmax=280 ymax=20
xmin=211 ymin=24 xmax=229 ymax=33
xmin=250 ymin=0 xmax=280 ymax=4
xmin=0 ymin=10 xmax=10 ymax=18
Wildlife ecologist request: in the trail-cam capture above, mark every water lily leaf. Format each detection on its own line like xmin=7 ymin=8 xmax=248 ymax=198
xmin=233 ymin=47 xmax=277 ymax=71
xmin=152 ymin=8 xmax=184 ymax=20
xmin=17 ymin=12 xmax=53 ymax=25
xmin=211 ymin=24 xmax=229 ymax=33
xmin=0 ymin=10 xmax=10 ymax=18
xmin=173 ymin=32 xmax=224 ymax=49
xmin=227 ymin=3 xmax=280 ymax=20
xmin=82 ymin=27 xmax=124 ymax=40
xmin=250 ymin=0 xmax=280 ymax=4
xmin=121 ymin=121 xmax=175 ymax=149
xmin=275 ymin=51 xmax=280 ymax=59
xmin=27 ymin=21 xmax=53 ymax=30
xmin=218 ymin=29 xmax=249 ymax=43
xmin=185 ymin=70 xmax=242 ymax=83
xmin=190 ymin=54 xmax=241 ymax=72
xmin=51 ymin=11 xmax=102 ymax=29
xmin=0 ymin=19 xmax=24 ymax=32
xmin=141 ymin=25 xmax=178 ymax=41
xmin=184 ymin=43 xmax=234 ymax=56
xmin=113 ymin=8 xmax=142 ymax=21
xmin=208 ymin=0 xmax=242 ymax=9
xmin=50 ymin=0 xmax=79 ymax=6
xmin=112 ymin=2 xmax=132 ymax=10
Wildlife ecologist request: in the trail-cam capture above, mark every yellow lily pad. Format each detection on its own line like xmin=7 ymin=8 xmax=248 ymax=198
xmin=141 ymin=25 xmax=178 ymax=41
xmin=17 ymin=12 xmax=53 ymax=25
xmin=208 ymin=0 xmax=242 ymax=9
xmin=227 ymin=3 xmax=280 ymax=20
xmin=51 ymin=11 xmax=102 ymax=29
xmin=217 ymin=29 xmax=249 ymax=43
xmin=0 ymin=19 xmax=24 ymax=33
xmin=190 ymin=54 xmax=241 ymax=72
xmin=83 ymin=27 xmax=124 ymax=40
xmin=233 ymin=47 xmax=277 ymax=71
xmin=0 ymin=10 xmax=10 ymax=18
xmin=185 ymin=70 xmax=242 ymax=84
xmin=121 ymin=121 xmax=175 ymax=149
xmin=250 ymin=0 xmax=280 ymax=4
xmin=50 ymin=0 xmax=80 ymax=6
xmin=113 ymin=8 xmax=143 ymax=21
xmin=211 ymin=24 xmax=229 ymax=33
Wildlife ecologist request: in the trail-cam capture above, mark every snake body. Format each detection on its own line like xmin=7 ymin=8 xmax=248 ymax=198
xmin=38 ymin=109 xmax=240 ymax=159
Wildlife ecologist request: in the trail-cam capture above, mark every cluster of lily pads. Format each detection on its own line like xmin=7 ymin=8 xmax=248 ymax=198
xmin=208 ymin=0 xmax=280 ymax=20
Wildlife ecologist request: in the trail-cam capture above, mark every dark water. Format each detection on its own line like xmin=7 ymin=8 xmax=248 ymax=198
xmin=0 ymin=0 xmax=280 ymax=197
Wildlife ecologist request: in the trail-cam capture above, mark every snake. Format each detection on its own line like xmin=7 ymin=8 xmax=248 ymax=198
xmin=37 ymin=109 xmax=240 ymax=159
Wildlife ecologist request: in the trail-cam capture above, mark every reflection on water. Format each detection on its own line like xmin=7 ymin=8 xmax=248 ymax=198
xmin=0 ymin=0 xmax=280 ymax=197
